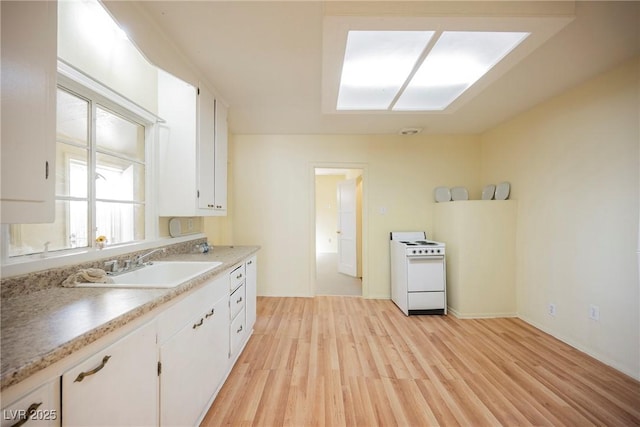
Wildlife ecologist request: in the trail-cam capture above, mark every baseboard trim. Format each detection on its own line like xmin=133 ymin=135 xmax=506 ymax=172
xmin=447 ymin=306 xmax=518 ymax=319
xmin=518 ymin=314 xmax=640 ymax=381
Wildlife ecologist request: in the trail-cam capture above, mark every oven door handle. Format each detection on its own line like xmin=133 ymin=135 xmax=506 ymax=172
xmin=407 ymin=255 xmax=445 ymax=260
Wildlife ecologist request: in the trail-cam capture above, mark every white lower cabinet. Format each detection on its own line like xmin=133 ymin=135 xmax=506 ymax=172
xmin=159 ymin=292 xmax=229 ymax=426
xmin=229 ymin=264 xmax=249 ymax=361
xmin=1 ymin=379 xmax=60 ymax=427
xmin=4 ymin=254 xmax=258 ymax=427
xmin=61 ymin=321 xmax=158 ymax=426
xmin=245 ymin=256 xmax=257 ymax=332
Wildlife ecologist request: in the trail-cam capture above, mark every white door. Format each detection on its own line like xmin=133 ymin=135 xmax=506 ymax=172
xmin=337 ymin=178 xmax=357 ymax=277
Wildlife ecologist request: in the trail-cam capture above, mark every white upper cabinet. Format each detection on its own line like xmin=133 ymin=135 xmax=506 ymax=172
xmin=213 ymin=96 xmax=228 ymax=212
xmin=1 ymin=1 xmax=57 ymax=223
xmin=157 ymin=71 xmax=228 ymax=217
xmin=197 ymin=85 xmax=228 ymax=213
xmin=197 ymin=85 xmax=216 ymax=210
xmin=157 ymin=70 xmax=198 ymax=216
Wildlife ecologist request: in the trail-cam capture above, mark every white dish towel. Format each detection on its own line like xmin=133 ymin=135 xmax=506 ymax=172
xmin=62 ymin=268 xmax=114 ymax=287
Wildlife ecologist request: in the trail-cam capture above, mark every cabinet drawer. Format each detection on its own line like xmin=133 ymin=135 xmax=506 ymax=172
xmin=229 ymin=264 xmax=245 ymax=292
xmin=1 ymin=379 xmax=60 ymax=427
xmin=408 ymin=292 xmax=445 ymax=310
xmin=230 ymin=308 xmax=246 ymax=355
xmin=230 ymin=283 xmax=245 ymax=320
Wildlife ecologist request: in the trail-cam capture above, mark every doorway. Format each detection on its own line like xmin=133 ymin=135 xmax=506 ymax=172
xmin=314 ymin=168 xmax=363 ymax=296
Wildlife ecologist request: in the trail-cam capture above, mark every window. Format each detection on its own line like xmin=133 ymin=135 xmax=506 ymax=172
xmin=8 ymin=86 xmax=147 ymax=257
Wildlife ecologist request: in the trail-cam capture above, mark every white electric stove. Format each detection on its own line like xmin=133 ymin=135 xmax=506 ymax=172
xmin=390 ymin=231 xmax=447 ymax=315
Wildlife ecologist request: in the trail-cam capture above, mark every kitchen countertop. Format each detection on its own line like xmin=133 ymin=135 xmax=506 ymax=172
xmin=0 ymin=245 xmax=259 ymax=391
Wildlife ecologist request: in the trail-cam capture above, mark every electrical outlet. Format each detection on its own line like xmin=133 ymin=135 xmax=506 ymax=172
xmin=548 ymin=303 xmax=556 ymax=316
xmin=187 ymin=218 xmax=194 ymax=231
xmin=589 ymin=305 xmax=600 ymax=321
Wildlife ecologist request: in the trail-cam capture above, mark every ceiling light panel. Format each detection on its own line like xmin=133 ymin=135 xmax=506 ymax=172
xmin=337 ymin=31 xmax=434 ymax=110
xmin=394 ymin=31 xmax=529 ymax=111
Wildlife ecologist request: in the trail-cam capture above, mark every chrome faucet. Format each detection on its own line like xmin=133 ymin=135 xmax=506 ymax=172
xmin=134 ymin=247 xmax=167 ymax=266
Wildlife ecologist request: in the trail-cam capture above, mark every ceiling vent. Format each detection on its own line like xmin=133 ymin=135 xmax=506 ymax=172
xmin=399 ymin=128 xmax=422 ymax=135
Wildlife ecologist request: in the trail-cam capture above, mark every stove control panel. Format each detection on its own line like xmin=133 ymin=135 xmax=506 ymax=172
xmin=407 ymin=248 xmax=444 ymax=255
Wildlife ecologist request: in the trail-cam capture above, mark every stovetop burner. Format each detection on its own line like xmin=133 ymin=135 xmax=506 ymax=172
xmin=400 ymin=240 xmax=440 ymax=246
xmin=414 ymin=240 xmax=439 ymax=246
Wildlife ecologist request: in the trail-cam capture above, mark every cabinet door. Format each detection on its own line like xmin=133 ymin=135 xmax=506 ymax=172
xmin=0 ymin=0 xmax=56 ymax=223
xmin=62 ymin=322 xmax=158 ymax=427
xmin=197 ymin=85 xmax=216 ymax=211
xmin=157 ymin=70 xmax=198 ymax=217
xmin=160 ymin=295 xmax=229 ymax=426
xmin=245 ymin=256 xmax=258 ymax=332
xmin=213 ymin=101 xmax=228 ymax=212
xmin=1 ymin=379 xmax=60 ymax=427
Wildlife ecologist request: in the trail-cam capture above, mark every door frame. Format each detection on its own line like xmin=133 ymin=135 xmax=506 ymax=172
xmin=309 ymin=162 xmax=369 ymax=297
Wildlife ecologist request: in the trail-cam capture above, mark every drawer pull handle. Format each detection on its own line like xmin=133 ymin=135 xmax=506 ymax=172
xmin=205 ymin=308 xmax=215 ymax=318
xmin=236 ymin=296 xmax=243 ymax=304
xmin=236 ymin=325 xmax=243 ymax=334
xmin=247 ymin=260 xmax=252 ymax=265
xmin=10 ymin=402 xmax=42 ymax=427
xmin=193 ymin=318 xmax=204 ymax=329
xmin=236 ymin=273 xmax=243 ymax=279
xmin=74 ymin=355 xmax=111 ymax=382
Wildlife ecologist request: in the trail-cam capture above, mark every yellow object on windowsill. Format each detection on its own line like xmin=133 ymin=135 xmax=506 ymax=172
xmin=96 ymin=235 xmax=107 ymax=250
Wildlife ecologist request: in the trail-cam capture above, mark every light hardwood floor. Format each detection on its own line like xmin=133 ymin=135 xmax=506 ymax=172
xmin=202 ymin=297 xmax=640 ymax=426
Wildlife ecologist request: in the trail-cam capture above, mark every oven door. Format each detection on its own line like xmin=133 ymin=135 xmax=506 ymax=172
xmin=407 ymin=256 xmax=445 ymax=292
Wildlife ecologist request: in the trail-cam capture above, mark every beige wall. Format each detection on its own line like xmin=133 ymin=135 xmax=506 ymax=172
xmin=480 ymin=58 xmax=640 ymax=378
xmin=231 ymin=134 xmax=481 ymax=298
xmin=434 ymin=200 xmax=517 ymax=318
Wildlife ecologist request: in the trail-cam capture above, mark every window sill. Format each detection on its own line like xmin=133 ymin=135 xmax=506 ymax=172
xmin=1 ymin=234 xmax=205 ymax=279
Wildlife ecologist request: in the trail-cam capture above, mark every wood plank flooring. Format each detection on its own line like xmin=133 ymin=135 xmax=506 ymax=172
xmin=201 ymin=297 xmax=640 ymax=427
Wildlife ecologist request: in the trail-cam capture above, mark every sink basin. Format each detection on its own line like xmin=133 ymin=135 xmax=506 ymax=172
xmin=76 ymin=261 xmax=223 ymax=289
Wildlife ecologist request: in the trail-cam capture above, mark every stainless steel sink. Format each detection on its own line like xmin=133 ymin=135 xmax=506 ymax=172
xmin=75 ymin=261 xmax=223 ymax=289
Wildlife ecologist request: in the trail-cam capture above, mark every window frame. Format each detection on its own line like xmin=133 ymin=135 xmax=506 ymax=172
xmin=1 ymin=61 xmax=161 ymax=265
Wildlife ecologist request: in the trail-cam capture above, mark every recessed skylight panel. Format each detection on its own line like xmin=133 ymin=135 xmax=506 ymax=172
xmin=336 ymin=31 xmax=434 ymax=110
xmin=394 ymin=31 xmax=529 ymax=111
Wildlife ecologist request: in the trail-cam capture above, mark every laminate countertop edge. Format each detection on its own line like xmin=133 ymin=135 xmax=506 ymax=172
xmin=0 ymin=245 xmax=260 ymax=391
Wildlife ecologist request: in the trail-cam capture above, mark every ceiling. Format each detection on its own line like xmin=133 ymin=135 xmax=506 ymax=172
xmin=104 ymin=1 xmax=640 ymax=135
